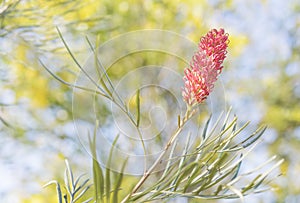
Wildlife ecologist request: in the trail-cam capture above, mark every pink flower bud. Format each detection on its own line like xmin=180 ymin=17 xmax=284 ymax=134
xmin=183 ymin=28 xmax=229 ymax=106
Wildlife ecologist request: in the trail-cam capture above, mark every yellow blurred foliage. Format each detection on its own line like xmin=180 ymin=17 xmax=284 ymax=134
xmin=279 ymin=160 xmax=289 ymax=175
xmin=23 ymin=192 xmax=57 ymax=203
xmin=12 ymin=45 xmax=50 ymax=108
xmin=264 ymin=106 xmax=300 ymax=132
xmin=228 ymin=34 xmax=249 ymax=57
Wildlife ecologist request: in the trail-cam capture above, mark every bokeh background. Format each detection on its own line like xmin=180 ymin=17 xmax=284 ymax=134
xmin=0 ymin=0 xmax=299 ymax=202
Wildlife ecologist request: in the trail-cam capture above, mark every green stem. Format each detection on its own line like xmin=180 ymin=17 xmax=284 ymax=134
xmin=121 ymin=107 xmax=196 ymax=203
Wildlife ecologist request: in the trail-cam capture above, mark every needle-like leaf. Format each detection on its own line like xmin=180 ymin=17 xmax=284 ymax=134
xmin=136 ymin=88 xmax=141 ymax=127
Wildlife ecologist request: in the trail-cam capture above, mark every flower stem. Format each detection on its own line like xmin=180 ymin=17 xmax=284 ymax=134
xmin=121 ymin=108 xmax=195 ymax=203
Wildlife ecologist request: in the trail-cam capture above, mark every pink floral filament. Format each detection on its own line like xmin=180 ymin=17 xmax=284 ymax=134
xmin=182 ymin=28 xmax=229 ymax=106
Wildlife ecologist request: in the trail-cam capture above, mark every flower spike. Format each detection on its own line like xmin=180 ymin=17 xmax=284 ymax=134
xmin=182 ymin=28 xmax=229 ymax=106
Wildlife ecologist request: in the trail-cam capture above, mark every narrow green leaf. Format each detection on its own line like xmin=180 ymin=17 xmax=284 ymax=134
xmin=64 ymin=169 xmax=72 ymax=199
xmin=106 ymin=134 xmax=120 ymax=202
xmin=74 ymin=178 xmax=89 ymax=195
xmin=0 ymin=115 xmax=12 ymax=128
xmin=132 ymin=161 xmax=180 ymax=201
xmin=159 ymin=139 xmax=178 ymax=182
xmin=136 ymin=89 xmax=141 ymax=127
xmin=183 ymin=164 xmax=201 ymax=192
xmin=93 ymin=158 xmax=104 ymax=202
xmin=200 ymin=160 xmax=240 ymax=191
xmin=86 ymin=36 xmax=113 ymax=97
xmin=85 ymin=36 xmax=130 ymax=113
xmin=56 ymin=27 xmax=107 ymax=95
xmin=82 ymin=197 xmax=93 ymax=203
xmin=231 ymin=154 xmax=243 ymax=181
xmin=202 ymin=114 xmax=212 ymax=140
xmin=226 ymin=185 xmax=244 ymax=203
xmin=88 ymin=123 xmax=104 ymax=202
xmin=73 ymin=185 xmax=92 ymax=202
xmin=242 ymin=174 xmax=262 ymax=193
xmin=63 ymin=194 xmax=68 ymax=203
xmin=43 ymin=181 xmax=63 ymax=203
xmin=232 ymin=120 xmax=237 ymax=133
xmin=170 ymin=133 xmax=191 ymax=188
xmin=39 ymin=58 xmax=110 ymax=99
xmin=214 ymin=185 xmax=223 ymax=196
xmin=74 ymin=174 xmax=87 ymax=190
xmin=202 ymin=117 xmax=237 ymax=150
xmin=65 ymin=160 xmax=74 ymax=192
xmin=174 ymin=162 xmax=199 ymax=191
xmin=242 ymin=126 xmax=266 ymax=148
xmin=195 ymin=153 xmax=229 ymax=194
xmin=221 ymin=107 xmax=232 ymax=131
xmin=205 ymin=112 xmax=224 ymax=140
xmin=113 ymin=158 xmax=128 ymax=203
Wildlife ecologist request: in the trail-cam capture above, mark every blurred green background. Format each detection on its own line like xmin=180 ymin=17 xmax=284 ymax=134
xmin=0 ymin=0 xmax=299 ymax=202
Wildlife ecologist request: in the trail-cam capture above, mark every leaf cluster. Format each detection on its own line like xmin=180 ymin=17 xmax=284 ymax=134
xmin=125 ymin=112 xmax=283 ymax=202
xmin=44 ymin=160 xmax=92 ymax=203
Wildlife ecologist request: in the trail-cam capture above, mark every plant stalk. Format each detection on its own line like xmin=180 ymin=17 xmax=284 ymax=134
xmin=121 ymin=108 xmax=195 ymax=203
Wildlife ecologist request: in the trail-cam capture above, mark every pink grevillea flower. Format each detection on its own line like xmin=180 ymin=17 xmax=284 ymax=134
xmin=182 ymin=28 xmax=229 ymax=106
